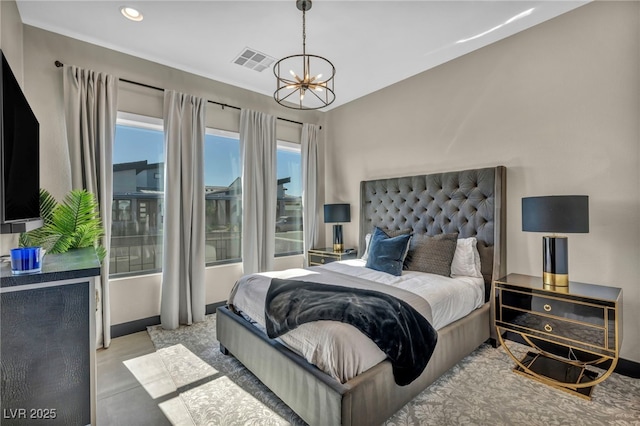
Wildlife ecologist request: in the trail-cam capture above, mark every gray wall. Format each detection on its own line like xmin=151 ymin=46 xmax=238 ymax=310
xmin=22 ymin=25 xmax=324 ymax=203
xmin=21 ymin=25 xmax=322 ymax=324
xmin=12 ymin=1 xmax=640 ymax=363
xmin=0 ymin=0 xmax=23 ymax=82
xmin=325 ymin=2 xmax=639 ymax=362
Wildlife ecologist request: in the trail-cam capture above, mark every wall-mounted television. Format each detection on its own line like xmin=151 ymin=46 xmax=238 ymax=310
xmin=0 ymin=49 xmax=42 ymax=234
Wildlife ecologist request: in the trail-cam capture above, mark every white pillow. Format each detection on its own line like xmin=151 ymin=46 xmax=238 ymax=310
xmin=361 ymin=233 xmax=372 ymax=261
xmin=450 ymin=237 xmax=482 ymax=278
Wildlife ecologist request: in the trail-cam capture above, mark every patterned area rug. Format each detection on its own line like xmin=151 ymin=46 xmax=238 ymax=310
xmin=147 ymin=314 xmax=640 ymax=425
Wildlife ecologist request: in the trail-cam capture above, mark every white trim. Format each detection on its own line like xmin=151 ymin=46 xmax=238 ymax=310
xmin=0 ymin=276 xmax=97 ymax=293
xmin=278 ymin=140 xmax=301 ymax=153
xmin=206 ymin=127 xmax=239 ymax=140
xmin=117 ymin=111 xmax=163 ymax=131
xmin=89 ymin=276 xmax=97 ymax=426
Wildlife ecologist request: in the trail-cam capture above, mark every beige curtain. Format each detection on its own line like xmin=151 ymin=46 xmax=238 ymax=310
xmin=301 ymin=123 xmax=320 ymax=266
xmin=161 ymin=90 xmax=206 ymax=329
xmin=63 ymin=65 xmax=117 ymax=348
xmin=240 ymin=109 xmax=277 ymax=274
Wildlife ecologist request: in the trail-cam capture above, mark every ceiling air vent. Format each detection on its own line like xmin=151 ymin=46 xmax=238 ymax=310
xmin=233 ymin=48 xmax=275 ymax=72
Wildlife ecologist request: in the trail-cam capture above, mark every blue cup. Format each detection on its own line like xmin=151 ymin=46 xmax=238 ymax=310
xmin=10 ymin=247 xmax=43 ymax=275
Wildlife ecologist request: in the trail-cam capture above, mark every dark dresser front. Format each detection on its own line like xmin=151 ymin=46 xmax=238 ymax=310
xmin=1 ymin=248 xmax=100 ymax=425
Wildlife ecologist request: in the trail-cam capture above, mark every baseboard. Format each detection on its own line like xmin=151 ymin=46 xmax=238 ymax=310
xmin=501 ymin=331 xmax=639 ymax=379
xmin=615 ymin=358 xmax=640 ymax=379
xmin=111 ymin=315 xmax=160 ymax=338
xmin=206 ymin=301 xmax=226 ymax=315
xmin=110 ymin=301 xmax=227 ymax=338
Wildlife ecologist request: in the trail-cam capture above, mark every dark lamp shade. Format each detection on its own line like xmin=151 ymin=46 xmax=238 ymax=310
xmin=324 ymin=203 xmax=351 ymax=223
xmin=522 ymin=196 xmax=589 ymax=234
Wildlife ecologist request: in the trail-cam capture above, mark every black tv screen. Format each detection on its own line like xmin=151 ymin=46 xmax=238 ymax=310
xmin=0 ymin=50 xmax=40 ymax=229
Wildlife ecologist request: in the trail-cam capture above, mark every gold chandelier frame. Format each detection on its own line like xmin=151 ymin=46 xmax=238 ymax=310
xmin=274 ymin=0 xmax=335 ymax=110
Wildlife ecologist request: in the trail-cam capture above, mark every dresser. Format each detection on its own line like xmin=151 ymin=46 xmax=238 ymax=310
xmin=1 ymin=248 xmax=100 ymax=425
xmin=308 ymin=247 xmax=357 ymax=266
xmin=494 ymin=273 xmax=622 ymax=399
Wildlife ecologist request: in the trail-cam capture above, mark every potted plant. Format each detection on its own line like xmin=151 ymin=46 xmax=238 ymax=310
xmin=20 ymin=188 xmax=106 ymax=262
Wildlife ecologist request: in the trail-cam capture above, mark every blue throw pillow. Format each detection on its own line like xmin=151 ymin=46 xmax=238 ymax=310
xmin=365 ymin=227 xmax=412 ymax=276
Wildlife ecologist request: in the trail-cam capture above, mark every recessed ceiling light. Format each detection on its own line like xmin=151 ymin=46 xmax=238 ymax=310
xmin=120 ymin=6 xmax=143 ymax=22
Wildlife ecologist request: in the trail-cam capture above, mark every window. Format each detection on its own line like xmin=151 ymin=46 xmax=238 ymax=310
xmin=275 ymin=141 xmax=303 ymax=256
xmin=110 ymin=117 xmax=302 ymax=275
xmin=110 ymin=113 xmax=164 ymax=276
xmin=203 ymin=130 xmax=302 ymax=262
xmin=204 ymin=129 xmax=242 ymax=265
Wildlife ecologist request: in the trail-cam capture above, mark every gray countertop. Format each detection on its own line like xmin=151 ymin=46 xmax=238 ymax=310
xmin=0 ymin=247 xmax=101 ymax=288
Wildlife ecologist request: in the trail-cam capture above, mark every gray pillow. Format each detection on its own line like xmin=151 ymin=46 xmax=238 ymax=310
xmin=404 ymin=233 xmax=459 ymax=276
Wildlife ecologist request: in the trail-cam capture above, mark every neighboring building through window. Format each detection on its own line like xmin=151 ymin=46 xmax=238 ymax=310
xmin=110 ymin=114 xmax=303 ymax=276
xmin=204 ymin=129 xmax=242 ymax=264
xmin=110 ymin=113 xmax=165 ymax=276
xmin=203 ymin=132 xmax=303 ymax=262
xmin=276 ymin=141 xmax=303 ymax=255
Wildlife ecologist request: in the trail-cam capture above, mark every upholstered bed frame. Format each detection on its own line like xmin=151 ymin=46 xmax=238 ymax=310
xmin=217 ymin=166 xmax=506 ymax=425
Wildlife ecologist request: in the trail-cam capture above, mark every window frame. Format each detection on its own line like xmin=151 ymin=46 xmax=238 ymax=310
xmin=274 ymin=139 xmax=303 ymax=258
xmin=204 ymin=127 xmax=243 ymax=267
xmin=109 ymin=112 xmax=165 ymax=278
xmin=109 ymin=118 xmax=305 ymax=277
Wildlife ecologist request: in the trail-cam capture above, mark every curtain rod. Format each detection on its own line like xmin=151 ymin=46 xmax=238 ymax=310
xmin=54 ymin=60 xmax=319 ymax=129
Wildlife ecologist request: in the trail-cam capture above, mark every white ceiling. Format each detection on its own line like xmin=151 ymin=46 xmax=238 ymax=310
xmin=16 ymin=0 xmax=589 ymax=111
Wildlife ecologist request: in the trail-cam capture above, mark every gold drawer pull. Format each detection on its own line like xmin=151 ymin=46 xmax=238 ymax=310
xmin=544 ymin=324 xmax=553 ymax=332
xmin=320 ymin=258 xmax=325 ymax=264
xmin=543 ymin=304 xmax=552 ymax=312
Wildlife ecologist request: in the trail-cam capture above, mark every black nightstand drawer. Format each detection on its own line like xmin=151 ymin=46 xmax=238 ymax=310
xmin=308 ymin=248 xmax=357 ymax=266
xmin=309 ymin=253 xmax=339 ymax=265
xmin=499 ymin=308 xmax=607 ymax=351
xmin=501 ymin=289 xmax=605 ymax=327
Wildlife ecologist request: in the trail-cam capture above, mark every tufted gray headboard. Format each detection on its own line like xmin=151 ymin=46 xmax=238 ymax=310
xmin=359 ymin=166 xmax=506 ymax=300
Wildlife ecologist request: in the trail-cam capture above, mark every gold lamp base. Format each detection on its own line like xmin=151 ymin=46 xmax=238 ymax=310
xmin=543 ymin=272 xmax=569 ymax=287
xmin=332 ymin=224 xmax=344 ymax=253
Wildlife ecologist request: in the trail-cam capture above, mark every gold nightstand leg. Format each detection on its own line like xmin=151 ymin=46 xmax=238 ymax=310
xmin=496 ymin=326 xmax=618 ymax=400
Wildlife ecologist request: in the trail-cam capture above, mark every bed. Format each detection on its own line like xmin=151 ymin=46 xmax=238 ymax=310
xmin=217 ymin=166 xmax=506 ymax=425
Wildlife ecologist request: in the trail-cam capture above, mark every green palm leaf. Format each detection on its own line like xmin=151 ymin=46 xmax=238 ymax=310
xmin=20 ymin=188 xmax=106 ymax=263
xmin=19 ymin=188 xmax=60 ymax=250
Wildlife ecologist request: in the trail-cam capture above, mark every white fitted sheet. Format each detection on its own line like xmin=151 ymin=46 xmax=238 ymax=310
xmin=229 ymin=260 xmax=484 ymax=383
xmin=324 ymin=259 xmax=485 ymax=330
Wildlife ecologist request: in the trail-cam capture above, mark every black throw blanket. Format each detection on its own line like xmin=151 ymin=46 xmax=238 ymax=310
xmin=265 ymin=278 xmax=438 ymax=386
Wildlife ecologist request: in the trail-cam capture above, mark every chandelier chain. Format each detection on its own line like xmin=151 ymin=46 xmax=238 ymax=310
xmin=302 ymin=7 xmax=306 ymax=56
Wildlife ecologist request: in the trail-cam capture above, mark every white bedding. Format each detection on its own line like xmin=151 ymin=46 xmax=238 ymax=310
xmin=323 ymin=259 xmax=484 ymax=329
xmin=229 ymin=259 xmax=484 ymax=383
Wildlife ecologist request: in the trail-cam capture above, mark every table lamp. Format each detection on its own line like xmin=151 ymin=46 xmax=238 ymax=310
xmin=324 ymin=203 xmax=350 ymax=252
xmin=522 ymin=195 xmax=589 ymax=286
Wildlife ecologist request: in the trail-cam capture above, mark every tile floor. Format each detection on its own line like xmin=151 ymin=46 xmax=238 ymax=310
xmin=97 ymin=331 xmax=171 ymax=425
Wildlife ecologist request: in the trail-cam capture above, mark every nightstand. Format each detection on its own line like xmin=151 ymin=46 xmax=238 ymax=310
xmin=494 ymin=273 xmax=622 ymax=400
xmin=308 ymin=247 xmax=357 ymax=266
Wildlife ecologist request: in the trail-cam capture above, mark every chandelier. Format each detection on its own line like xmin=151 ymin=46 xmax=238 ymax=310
xmin=274 ymin=0 xmax=335 ymax=110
